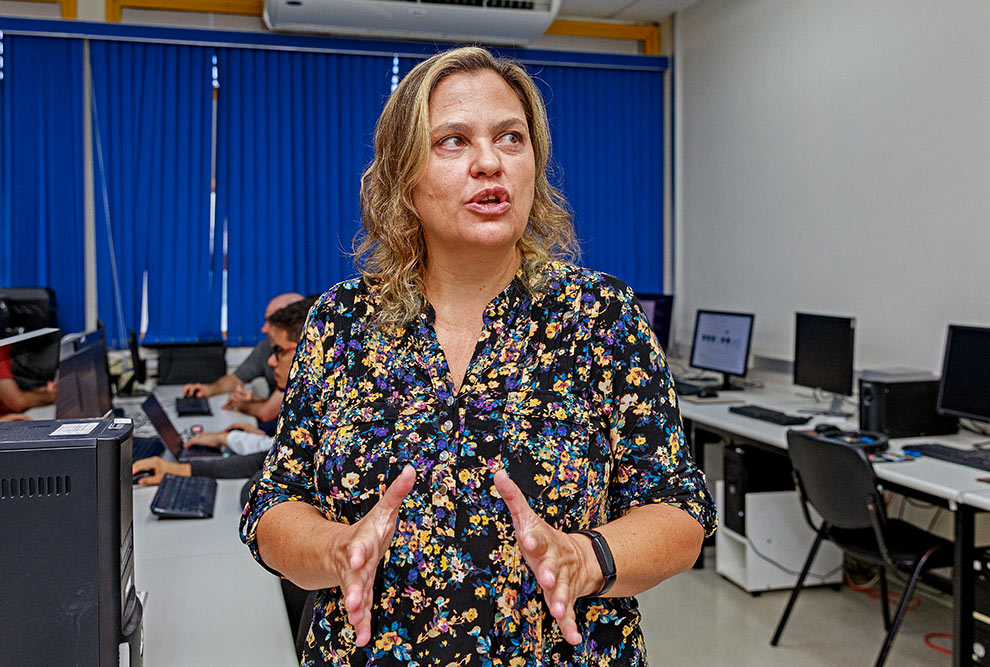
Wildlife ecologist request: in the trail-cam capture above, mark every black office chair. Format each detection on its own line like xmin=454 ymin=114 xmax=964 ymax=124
xmin=770 ymin=429 xmax=953 ymax=667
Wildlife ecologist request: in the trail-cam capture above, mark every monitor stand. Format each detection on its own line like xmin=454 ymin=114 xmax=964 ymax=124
xmin=799 ymin=393 xmax=852 ymax=417
xmin=717 ymin=374 xmax=746 ymax=391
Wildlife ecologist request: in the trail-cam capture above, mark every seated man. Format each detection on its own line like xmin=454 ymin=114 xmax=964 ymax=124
xmin=134 ymin=295 xmax=316 ymax=483
xmin=182 ymin=292 xmax=302 ymax=422
xmin=0 ymin=343 xmax=56 ymax=421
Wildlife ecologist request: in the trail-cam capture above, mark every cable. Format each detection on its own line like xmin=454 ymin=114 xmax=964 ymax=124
xmin=924 ymin=632 xmax=952 ymax=656
xmin=744 ymin=534 xmax=843 ymax=580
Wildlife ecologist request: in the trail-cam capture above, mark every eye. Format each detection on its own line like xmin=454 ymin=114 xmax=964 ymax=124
xmin=438 ymin=135 xmax=465 ymax=150
xmin=498 ymin=132 xmax=522 ymax=145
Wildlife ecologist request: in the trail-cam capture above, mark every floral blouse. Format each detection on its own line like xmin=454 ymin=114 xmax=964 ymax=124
xmin=240 ymin=261 xmax=717 ymax=666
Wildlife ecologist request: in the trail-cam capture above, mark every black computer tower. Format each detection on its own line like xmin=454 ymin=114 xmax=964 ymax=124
xmin=723 ymin=445 xmax=794 ymax=536
xmin=0 ymin=416 xmax=143 ymax=666
xmin=859 ymin=375 xmax=958 ymax=438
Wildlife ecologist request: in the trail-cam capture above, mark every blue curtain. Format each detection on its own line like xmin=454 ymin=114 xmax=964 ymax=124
xmin=89 ymin=41 xmax=214 ymax=347
xmin=0 ymin=34 xmax=85 ymax=335
xmin=534 ymin=65 xmax=664 ymax=294
xmin=216 ymin=49 xmax=398 ymax=345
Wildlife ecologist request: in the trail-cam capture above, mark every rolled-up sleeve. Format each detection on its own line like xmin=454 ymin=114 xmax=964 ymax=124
xmin=604 ymin=292 xmax=718 ymax=537
xmin=239 ymin=293 xmax=331 ymax=570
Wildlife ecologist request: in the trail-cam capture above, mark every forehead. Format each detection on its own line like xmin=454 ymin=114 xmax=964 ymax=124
xmin=427 ymin=70 xmax=526 ymax=127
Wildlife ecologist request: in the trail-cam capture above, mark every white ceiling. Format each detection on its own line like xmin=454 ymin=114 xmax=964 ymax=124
xmin=558 ymin=0 xmax=699 ymax=23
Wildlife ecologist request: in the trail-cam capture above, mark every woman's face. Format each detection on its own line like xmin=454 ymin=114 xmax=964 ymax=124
xmin=411 ymin=70 xmax=536 ymax=264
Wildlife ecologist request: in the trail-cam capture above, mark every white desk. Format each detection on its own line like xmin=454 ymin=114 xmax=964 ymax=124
xmin=131 ymin=387 xmax=297 ymax=666
xmin=677 ymin=371 xmax=988 ymax=667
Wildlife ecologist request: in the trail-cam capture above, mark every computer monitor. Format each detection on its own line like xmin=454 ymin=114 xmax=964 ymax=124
xmin=0 ymin=415 xmax=144 ymax=664
xmin=118 ymin=330 xmax=148 ymax=396
xmin=0 ymin=328 xmax=61 ymax=406
xmin=635 ymin=293 xmax=674 ymax=351
xmin=689 ymin=309 xmax=755 ymax=390
xmin=0 ymin=287 xmax=56 ymax=336
xmin=936 ymin=325 xmax=990 ymax=424
xmin=56 ymin=333 xmax=114 ymax=419
xmin=793 ymin=312 xmax=856 ymax=415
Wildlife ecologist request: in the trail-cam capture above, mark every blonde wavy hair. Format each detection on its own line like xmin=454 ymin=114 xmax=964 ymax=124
xmin=354 ymin=46 xmax=577 ymax=330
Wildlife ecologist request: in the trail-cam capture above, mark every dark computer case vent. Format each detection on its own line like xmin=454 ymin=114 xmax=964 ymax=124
xmin=0 ymin=474 xmax=71 ymax=499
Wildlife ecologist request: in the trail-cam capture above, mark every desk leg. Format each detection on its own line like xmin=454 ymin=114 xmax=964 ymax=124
xmin=954 ymin=505 xmax=975 ymax=667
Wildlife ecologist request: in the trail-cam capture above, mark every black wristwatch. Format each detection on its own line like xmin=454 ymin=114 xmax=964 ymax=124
xmin=574 ymin=529 xmax=617 ymax=597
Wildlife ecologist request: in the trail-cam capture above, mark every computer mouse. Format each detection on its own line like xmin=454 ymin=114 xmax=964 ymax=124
xmin=815 ymin=423 xmax=843 ymax=436
xmin=697 ymin=388 xmax=719 ymax=399
xmin=132 ymin=469 xmax=154 ymax=484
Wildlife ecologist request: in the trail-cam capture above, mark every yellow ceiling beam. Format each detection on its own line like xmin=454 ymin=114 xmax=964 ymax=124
xmin=107 ymin=0 xmax=262 ymax=23
xmin=546 ymin=19 xmax=659 ymax=56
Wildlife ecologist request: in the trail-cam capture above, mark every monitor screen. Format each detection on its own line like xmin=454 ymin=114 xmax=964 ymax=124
xmin=937 ymin=325 xmax=990 ymax=423
xmin=689 ymin=310 xmax=755 ymax=378
xmin=793 ymin=312 xmax=855 ymax=396
xmin=56 ymin=335 xmax=113 ymax=419
xmin=0 ymin=328 xmax=61 ymax=414
xmin=635 ymin=293 xmax=674 ymax=351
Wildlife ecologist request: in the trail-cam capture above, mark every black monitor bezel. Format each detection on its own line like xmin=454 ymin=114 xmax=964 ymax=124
xmin=936 ymin=324 xmax=990 ymax=423
xmin=793 ymin=312 xmax=856 ymax=397
xmin=688 ymin=309 xmax=756 ymax=379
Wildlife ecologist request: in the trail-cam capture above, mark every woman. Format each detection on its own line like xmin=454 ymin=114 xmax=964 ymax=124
xmin=240 ymin=46 xmax=717 ymax=666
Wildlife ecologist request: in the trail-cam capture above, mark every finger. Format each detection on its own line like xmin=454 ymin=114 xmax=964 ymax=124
xmin=375 ymin=465 xmax=416 ymax=518
xmin=493 ymin=468 xmax=535 ymax=524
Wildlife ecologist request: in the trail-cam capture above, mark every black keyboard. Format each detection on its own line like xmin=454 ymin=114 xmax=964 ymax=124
xmin=729 ymin=404 xmax=811 ymax=426
xmin=902 ymin=443 xmax=990 ymax=472
xmin=132 ymin=435 xmax=164 ymax=461
xmin=150 ymin=474 xmax=217 ymax=519
xmin=175 ymin=396 xmax=212 ymax=416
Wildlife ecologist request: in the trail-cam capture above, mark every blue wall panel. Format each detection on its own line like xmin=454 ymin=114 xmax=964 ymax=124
xmin=0 ymin=35 xmax=85 ymax=335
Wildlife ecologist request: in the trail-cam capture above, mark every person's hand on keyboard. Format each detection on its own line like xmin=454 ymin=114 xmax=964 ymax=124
xmin=222 ymin=388 xmax=260 ymax=412
xmin=132 ymin=456 xmax=192 ymax=486
xmin=182 ymin=382 xmax=212 ymax=398
xmin=224 ymin=421 xmax=266 ymax=435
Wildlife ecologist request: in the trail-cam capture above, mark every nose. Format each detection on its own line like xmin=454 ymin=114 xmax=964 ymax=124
xmin=471 ymin=141 xmax=502 ymax=178
xmin=267 ymin=353 xmax=277 ymax=368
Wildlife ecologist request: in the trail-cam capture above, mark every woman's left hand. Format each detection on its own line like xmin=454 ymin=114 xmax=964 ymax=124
xmin=494 ymin=469 xmax=602 ymax=645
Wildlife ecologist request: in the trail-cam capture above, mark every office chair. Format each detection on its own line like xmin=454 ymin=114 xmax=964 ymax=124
xmin=770 ymin=429 xmax=953 ymax=667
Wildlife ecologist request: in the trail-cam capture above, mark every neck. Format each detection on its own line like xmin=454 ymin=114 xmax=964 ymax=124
xmin=424 ymin=248 xmax=521 ymax=314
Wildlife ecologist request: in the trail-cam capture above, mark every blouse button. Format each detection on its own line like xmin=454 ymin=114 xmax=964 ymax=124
xmin=439 ymin=451 xmax=450 ymax=462
xmin=442 ymin=419 xmax=454 ymax=432
xmin=445 ymin=396 xmax=456 ymax=406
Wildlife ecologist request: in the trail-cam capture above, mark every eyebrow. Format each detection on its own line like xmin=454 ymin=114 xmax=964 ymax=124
xmin=430 ymin=117 xmax=527 ymax=137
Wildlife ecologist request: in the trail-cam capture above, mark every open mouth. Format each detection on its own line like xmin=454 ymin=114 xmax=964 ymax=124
xmin=467 ymin=187 xmax=511 ymax=215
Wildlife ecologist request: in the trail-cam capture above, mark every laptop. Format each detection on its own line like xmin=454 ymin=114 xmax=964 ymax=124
xmin=140 ymin=394 xmax=227 ymax=461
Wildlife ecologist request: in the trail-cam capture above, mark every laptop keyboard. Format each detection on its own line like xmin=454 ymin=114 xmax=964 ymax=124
xmin=150 ymin=474 xmax=217 ymax=519
xmin=132 ymin=435 xmax=164 ymax=461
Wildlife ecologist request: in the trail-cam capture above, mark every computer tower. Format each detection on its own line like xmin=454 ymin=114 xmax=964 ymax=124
xmin=859 ymin=374 xmax=958 ymax=438
xmin=0 ymin=416 xmax=143 ymax=666
xmin=723 ymin=445 xmax=794 ymax=536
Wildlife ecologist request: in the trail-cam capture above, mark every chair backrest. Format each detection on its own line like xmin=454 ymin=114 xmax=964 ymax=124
xmin=786 ymin=429 xmax=885 ymax=531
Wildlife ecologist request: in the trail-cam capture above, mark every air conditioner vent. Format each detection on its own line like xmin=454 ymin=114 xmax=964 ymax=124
xmin=0 ymin=475 xmax=71 ymax=499
xmin=264 ymin=0 xmax=561 ymax=46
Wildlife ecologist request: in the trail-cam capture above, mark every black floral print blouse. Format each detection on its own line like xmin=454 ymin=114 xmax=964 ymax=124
xmin=240 ymin=261 xmax=717 ymax=666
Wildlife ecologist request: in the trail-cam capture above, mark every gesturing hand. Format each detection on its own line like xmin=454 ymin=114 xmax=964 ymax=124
xmin=332 ymin=465 xmax=416 ymax=647
xmin=493 ymin=469 xmax=601 ymax=646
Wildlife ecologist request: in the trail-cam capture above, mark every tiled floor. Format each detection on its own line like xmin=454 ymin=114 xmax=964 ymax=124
xmin=638 ymin=550 xmax=954 ymax=666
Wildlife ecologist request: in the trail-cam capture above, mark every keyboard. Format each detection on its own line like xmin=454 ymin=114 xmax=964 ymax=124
xmin=902 ymin=443 xmax=990 ymax=472
xmin=132 ymin=435 xmax=164 ymax=461
xmin=175 ymin=396 xmax=212 ymax=416
xmin=729 ymin=404 xmax=811 ymax=426
xmin=150 ymin=474 xmax=217 ymax=519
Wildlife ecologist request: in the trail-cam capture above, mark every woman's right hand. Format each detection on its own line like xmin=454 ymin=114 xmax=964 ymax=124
xmin=330 ymin=464 xmax=416 ymax=646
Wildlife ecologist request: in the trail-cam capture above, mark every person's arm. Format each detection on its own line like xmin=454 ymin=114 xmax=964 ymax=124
xmin=190 ymin=451 xmax=269 ymax=478
xmin=0 ymin=378 xmax=57 ymax=412
xmin=225 ymin=430 xmax=275 ymax=455
xmin=183 ymin=373 xmax=242 ymax=398
xmin=235 ymin=390 xmax=283 ymax=421
xmin=133 ymin=456 xmax=192 ymax=485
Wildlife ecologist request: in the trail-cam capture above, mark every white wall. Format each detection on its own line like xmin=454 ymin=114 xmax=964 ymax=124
xmin=674 ymin=0 xmax=990 ymax=373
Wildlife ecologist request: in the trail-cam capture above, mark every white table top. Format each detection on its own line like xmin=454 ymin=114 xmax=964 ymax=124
xmin=677 ymin=370 xmax=990 ymax=506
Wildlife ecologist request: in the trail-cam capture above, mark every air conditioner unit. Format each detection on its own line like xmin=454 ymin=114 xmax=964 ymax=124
xmin=263 ymin=0 xmax=562 ymax=47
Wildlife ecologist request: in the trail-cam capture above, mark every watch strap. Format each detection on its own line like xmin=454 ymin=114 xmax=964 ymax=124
xmin=574 ymin=529 xmax=617 ymax=597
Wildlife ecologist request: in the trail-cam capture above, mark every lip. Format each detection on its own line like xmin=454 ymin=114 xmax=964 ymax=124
xmin=466 ymin=186 xmax=511 ymax=216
